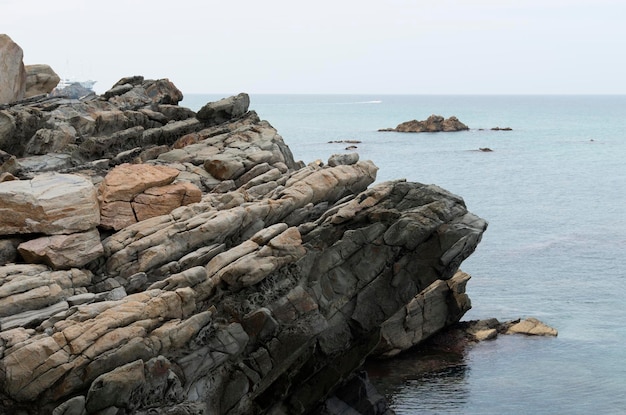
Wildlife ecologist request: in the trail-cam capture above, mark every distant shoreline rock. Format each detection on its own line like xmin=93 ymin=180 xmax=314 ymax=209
xmin=379 ymin=114 xmax=469 ymax=133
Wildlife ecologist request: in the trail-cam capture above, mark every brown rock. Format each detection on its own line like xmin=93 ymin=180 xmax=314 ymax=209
xmin=98 ymin=200 xmax=136 ymax=231
xmin=132 ymin=181 xmax=202 ymax=221
xmin=506 ymin=317 xmax=558 ymax=337
xmin=24 ymin=64 xmax=60 ymax=97
xmin=0 ymin=173 xmax=100 ymax=235
xmin=381 ymin=114 xmax=469 ymax=133
xmin=98 ymin=163 xmax=180 ymax=203
xmin=0 ymin=34 xmax=26 ymax=104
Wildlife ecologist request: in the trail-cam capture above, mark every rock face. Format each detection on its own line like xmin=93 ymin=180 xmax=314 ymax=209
xmin=380 ymin=114 xmax=469 ymax=133
xmin=0 ymin=34 xmax=26 ymax=104
xmin=97 ymin=163 xmax=202 ymax=230
xmin=375 ymin=270 xmax=473 ymax=357
xmin=0 ymin=75 xmax=488 ymax=415
xmin=24 ymin=64 xmax=60 ymax=98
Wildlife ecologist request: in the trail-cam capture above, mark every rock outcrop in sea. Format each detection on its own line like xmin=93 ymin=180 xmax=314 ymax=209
xmin=0 ymin=41 xmax=488 ymax=414
xmin=379 ymin=114 xmax=469 ymax=133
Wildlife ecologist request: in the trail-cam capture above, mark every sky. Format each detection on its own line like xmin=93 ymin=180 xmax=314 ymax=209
xmin=2 ymin=0 xmax=625 ymax=95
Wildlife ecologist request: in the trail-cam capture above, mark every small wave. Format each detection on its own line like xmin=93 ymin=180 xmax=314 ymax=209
xmin=331 ymin=100 xmax=383 ymax=105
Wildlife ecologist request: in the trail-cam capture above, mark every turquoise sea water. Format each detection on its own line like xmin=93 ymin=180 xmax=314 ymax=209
xmin=181 ymin=94 xmax=626 ymax=414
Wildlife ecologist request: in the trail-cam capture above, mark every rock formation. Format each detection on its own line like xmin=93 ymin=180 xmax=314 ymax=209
xmin=379 ymin=114 xmax=469 ymax=133
xmin=0 ymin=66 xmax=488 ymax=413
xmin=0 ymin=34 xmax=26 ymax=104
xmin=413 ymin=316 xmax=558 ymax=354
xmin=25 ymin=64 xmax=61 ymax=98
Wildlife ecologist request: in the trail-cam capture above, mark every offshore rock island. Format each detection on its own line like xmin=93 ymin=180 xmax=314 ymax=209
xmin=379 ymin=114 xmax=469 ymax=133
xmin=0 ymin=35 xmax=492 ymax=414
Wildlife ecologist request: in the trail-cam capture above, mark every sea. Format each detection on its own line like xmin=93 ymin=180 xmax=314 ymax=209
xmin=181 ymin=94 xmax=626 ymax=415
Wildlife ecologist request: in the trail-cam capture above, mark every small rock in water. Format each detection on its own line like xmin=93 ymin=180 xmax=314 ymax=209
xmin=506 ymin=317 xmax=558 ymax=337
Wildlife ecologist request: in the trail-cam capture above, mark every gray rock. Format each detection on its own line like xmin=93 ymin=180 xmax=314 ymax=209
xmin=0 ymin=300 xmax=68 ymax=331
xmin=52 ymin=395 xmax=86 ymax=415
xmin=196 ymin=92 xmax=250 ymax=125
xmin=328 ymin=152 xmax=359 ymax=167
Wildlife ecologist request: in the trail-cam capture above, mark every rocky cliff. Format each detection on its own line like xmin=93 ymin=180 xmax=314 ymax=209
xmin=0 ymin=76 xmax=487 ymax=415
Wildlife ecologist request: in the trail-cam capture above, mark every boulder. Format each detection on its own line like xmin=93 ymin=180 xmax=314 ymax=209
xmin=380 ymin=114 xmax=469 ymax=133
xmin=98 ymin=163 xmax=180 ymax=203
xmin=196 ymin=92 xmax=250 ymax=125
xmin=0 ymin=173 xmax=100 ymax=235
xmin=505 ymin=317 xmax=558 ymax=336
xmin=0 ymin=34 xmax=26 ymax=104
xmin=17 ymin=228 xmax=104 ymax=269
xmin=98 ymin=163 xmax=202 ymax=230
xmin=24 ymin=64 xmax=60 ymax=97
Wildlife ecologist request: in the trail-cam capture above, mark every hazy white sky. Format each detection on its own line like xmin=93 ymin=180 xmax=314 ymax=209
xmin=2 ymin=0 xmax=625 ymax=94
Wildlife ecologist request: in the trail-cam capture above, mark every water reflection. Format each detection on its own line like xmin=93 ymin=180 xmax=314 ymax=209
xmin=366 ymin=349 xmax=470 ymax=414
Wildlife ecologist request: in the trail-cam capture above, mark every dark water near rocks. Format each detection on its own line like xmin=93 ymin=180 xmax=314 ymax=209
xmin=182 ymin=94 xmax=626 ymax=414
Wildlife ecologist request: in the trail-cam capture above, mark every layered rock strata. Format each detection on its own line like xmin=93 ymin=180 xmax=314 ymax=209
xmin=0 ymin=76 xmax=487 ymax=415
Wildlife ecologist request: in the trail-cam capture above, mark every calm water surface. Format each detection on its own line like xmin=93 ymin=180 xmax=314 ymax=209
xmin=182 ymin=94 xmax=626 ymax=414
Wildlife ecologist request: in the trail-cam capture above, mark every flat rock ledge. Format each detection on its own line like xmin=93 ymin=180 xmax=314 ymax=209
xmin=379 ymin=114 xmax=469 ymax=133
xmin=0 ymin=73 xmax=488 ymax=415
xmin=409 ymin=317 xmax=558 ymax=355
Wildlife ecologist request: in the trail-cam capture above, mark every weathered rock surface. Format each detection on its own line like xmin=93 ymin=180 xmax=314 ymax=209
xmin=0 ymin=71 xmax=489 ymax=415
xmin=0 ymin=173 xmax=100 ymax=235
xmin=17 ymin=228 xmax=104 ymax=270
xmin=97 ymin=163 xmax=202 ymax=230
xmin=25 ymin=64 xmax=61 ymax=98
xmin=375 ymin=270 xmax=472 ymax=357
xmin=196 ymin=92 xmax=250 ymax=126
xmin=0 ymin=34 xmax=26 ymax=104
xmin=505 ymin=317 xmax=558 ymax=336
xmin=380 ymin=114 xmax=469 ymax=133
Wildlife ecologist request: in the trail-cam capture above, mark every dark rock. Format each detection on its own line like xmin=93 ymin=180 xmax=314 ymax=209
xmin=380 ymin=114 xmax=469 ymax=133
xmin=196 ymin=92 xmax=250 ymax=125
xmin=317 ymin=371 xmax=395 ymax=415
